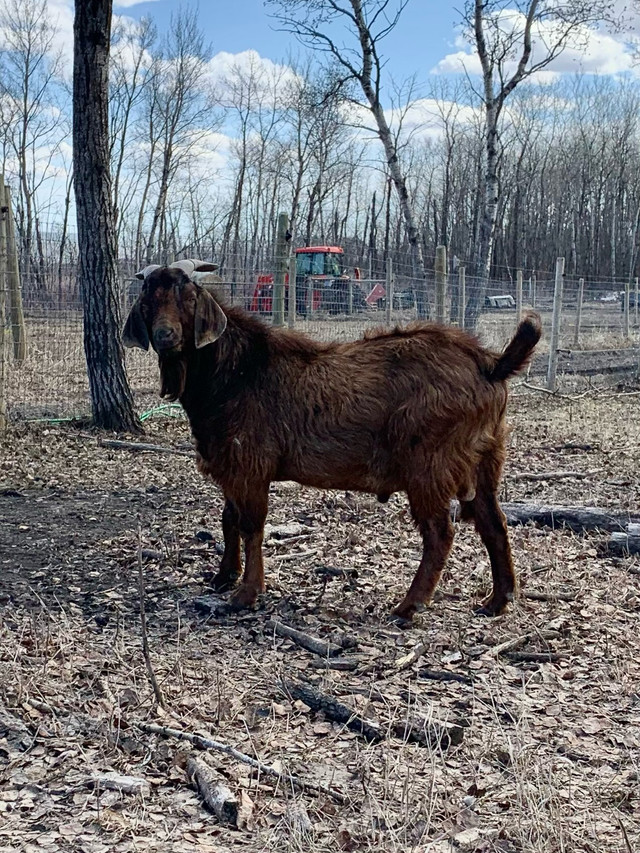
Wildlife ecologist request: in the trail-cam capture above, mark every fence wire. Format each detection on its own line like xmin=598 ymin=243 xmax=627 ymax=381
xmin=3 ymin=248 xmax=639 ymax=422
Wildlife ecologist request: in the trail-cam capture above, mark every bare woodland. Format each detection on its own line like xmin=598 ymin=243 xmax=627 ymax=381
xmin=0 ymin=0 xmax=638 ymax=298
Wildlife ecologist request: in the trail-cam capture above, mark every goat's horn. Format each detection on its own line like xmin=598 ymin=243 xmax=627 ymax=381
xmin=135 ymin=264 xmax=162 ymax=280
xmin=170 ymin=258 xmax=219 ymax=275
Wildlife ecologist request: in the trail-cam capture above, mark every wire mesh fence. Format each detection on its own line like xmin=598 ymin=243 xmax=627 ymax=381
xmin=2 ymin=241 xmax=639 ymax=423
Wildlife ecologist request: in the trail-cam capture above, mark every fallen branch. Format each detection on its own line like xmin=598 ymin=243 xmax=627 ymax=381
xmin=416 ymin=668 xmax=473 ymax=685
xmin=88 ymin=772 xmax=150 ymax=797
xmin=99 ymin=438 xmax=193 ymax=457
xmin=134 ymin=721 xmax=347 ymax=804
xmin=502 ymin=651 xmax=567 ymax=663
xmin=184 ymin=755 xmax=238 ymax=825
xmin=265 ymin=619 xmax=343 ymax=658
xmin=285 ymin=681 xmax=463 ymax=749
xmin=393 ymin=641 xmax=429 ymax=672
xmin=522 ymin=590 xmax=577 ymax=603
xmin=509 ymin=470 xmax=600 ymax=483
xmin=453 ymin=502 xmax=640 ymax=534
xmin=602 ymin=532 xmax=640 ymax=556
xmin=485 ymin=629 xmax=563 ymax=658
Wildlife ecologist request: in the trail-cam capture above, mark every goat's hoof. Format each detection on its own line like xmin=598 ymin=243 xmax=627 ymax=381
xmin=474 ymin=598 xmax=507 ymax=617
xmin=210 ymin=571 xmax=241 ymax=593
xmin=389 ymin=602 xmax=417 ymax=626
xmin=228 ymin=584 xmax=259 ymax=610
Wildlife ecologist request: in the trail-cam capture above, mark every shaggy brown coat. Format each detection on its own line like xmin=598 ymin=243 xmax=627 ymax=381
xmin=123 ymin=266 xmax=542 ymax=620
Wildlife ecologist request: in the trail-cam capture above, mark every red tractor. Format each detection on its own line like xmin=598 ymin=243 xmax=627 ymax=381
xmin=250 ymin=246 xmax=368 ymax=315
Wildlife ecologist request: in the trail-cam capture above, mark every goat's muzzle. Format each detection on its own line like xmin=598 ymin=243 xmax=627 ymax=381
xmin=153 ymin=326 xmax=180 ymax=352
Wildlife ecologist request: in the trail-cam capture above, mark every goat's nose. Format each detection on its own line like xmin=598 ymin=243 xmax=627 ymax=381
xmin=154 ymin=327 xmax=176 ymax=350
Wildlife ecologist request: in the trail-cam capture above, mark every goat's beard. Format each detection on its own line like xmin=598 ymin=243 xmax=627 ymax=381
xmin=159 ymin=353 xmax=187 ymax=401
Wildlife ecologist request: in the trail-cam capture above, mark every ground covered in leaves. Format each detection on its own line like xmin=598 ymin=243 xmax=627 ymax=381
xmin=1 ymin=387 xmax=639 ymax=853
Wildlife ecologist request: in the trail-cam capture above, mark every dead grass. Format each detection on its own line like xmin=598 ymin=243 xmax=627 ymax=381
xmin=1 ymin=392 xmax=639 ymax=853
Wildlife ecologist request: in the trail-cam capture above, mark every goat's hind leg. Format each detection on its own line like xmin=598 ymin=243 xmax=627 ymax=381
xmin=461 ymin=456 xmax=516 ymax=616
xmin=392 ymin=499 xmax=454 ymax=622
xmin=211 ymin=498 xmax=242 ymax=592
xmin=228 ymin=488 xmax=269 ymax=610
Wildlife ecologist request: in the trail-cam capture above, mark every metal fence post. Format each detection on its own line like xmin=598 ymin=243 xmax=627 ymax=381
xmin=546 ymin=257 xmax=565 ymax=391
xmin=457 ymin=266 xmax=466 ymax=329
xmin=573 ymin=277 xmax=584 ymax=347
xmin=0 ymin=174 xmax=7 ymax=434
xmin=272 ymin=212 xmax=288 ymax=327
xmin=288 ymin=254 xmax=297 ymax=329
xmin=531 ymin=272 xmax=537 ymax=309
xmin=435 ymin=245 xmax=447 ymax=324
xmin=624 ymin=279 xmax=630 ymax=340
xmin=516 ymin=268 xmax=523 ymax=323
xmin=385 ymin=257 xmax=392 ymax=325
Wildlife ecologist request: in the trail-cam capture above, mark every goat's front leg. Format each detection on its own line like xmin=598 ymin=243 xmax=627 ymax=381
xmin=228 ymin=489 xmax=269 ymax=610
xmin=211 ymin=498 xmax=242 ymax=591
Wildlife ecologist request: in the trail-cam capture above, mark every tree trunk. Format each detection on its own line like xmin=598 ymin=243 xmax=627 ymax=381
xmin=73 ymin=0 xmax=140 ymax=433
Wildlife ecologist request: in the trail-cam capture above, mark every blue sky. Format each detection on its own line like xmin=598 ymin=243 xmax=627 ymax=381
xmin=114 ymin=0 xmax=464 ymax=87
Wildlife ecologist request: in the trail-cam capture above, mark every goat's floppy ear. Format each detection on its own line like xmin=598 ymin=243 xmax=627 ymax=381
xmin=194 ymin=288 xmax=227 ymax=349
xmin=123 ymin=300 xmax=149 ymax=351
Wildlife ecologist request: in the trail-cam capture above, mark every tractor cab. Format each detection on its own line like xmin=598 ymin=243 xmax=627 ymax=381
xmin=251 ymin=245 xmax=365 ymax=315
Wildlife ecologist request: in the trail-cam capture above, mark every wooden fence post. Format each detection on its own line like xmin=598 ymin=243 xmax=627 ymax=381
xmin=515 ymin=268 xmax=523 ymax=322
xmin=4 ymin=185 xmax=25 ymax=363
xmin=457 ymin=266 xmax=466 ymax=329
xmin=624 ymin=279 xmax=630 ymax=340
xmin=288 ymin=253 xmax=296 ymax=329
xmin=272 ymin=212 xmax=289 ymax=327
xmin=546 ymin=257 xmax=565 ymax=391
xmin=573 ymin=277 xmax=584 ymax=347
xmin=0 ymin=174 xmax=7 ymax=434
xmin=435 ymin=245 xmax=447 ymax=324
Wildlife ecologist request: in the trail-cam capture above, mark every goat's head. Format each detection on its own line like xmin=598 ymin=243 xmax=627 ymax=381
xmin=123 ymin=259 xmax=227 ymax=355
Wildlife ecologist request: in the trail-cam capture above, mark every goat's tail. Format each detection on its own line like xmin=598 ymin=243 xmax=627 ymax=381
xmin=490 ymin=311 xmax=542 ymax=382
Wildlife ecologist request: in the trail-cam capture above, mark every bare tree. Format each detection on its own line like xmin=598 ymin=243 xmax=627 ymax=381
xmin=0 ymin=0 xmax=66 ymax=292
xmin=73 ymin=0 xmax=139 ymax=432
xmin=463 ymin=0 xmax=614 ymax=325
xmin=270 ymin=0 xmax=430 ymax=315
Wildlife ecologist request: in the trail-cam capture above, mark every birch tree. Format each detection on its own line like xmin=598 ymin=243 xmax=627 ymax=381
xmin=270 ymin=0 xmax=430 ymax=315
xmin=463 ymin=0 xmax=614 ymax=325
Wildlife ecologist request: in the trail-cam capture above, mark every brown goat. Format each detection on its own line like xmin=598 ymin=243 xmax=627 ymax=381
xmin=123 ymin=261 xmax=541 ymax=621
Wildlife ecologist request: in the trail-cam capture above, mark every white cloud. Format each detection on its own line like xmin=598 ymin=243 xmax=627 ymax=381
xmin=205 ymin=49 xmax=301 ymax=105
xmin=433 ymin=12 xmax=638 ymax=80
xmin=114 ymin=0 xmax=163 ymax=6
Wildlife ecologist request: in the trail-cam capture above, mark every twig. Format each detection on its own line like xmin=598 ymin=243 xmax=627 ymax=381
xmin=265 ymin=619 xmax=342 ymax=658
xmin=274 ymin=548 xmax=319 ymax=562
xmin=308 ymin=658 xmax=359 ymax=671
xmin=616 ymin=814 xmax=634 ymax=853
xmin=485 ymin=629 xmax=562 ymax=658
xmin=393 ymin=641 xmax=429 ymax=672
xmin=99 ymin=438 xmax=193 ymax=456
xmin=137 ymin=527 xmax=166 ymax=709
xmin=134 ymin=721 xmax=347 ymax=804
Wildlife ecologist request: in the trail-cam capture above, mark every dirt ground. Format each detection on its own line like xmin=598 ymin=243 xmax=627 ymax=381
xmin=1 ymin=386 xmax=639 ymax=853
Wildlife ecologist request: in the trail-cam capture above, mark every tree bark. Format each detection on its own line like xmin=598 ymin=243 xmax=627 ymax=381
xmin=73 ymin=0 xmax=140 ymax=432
